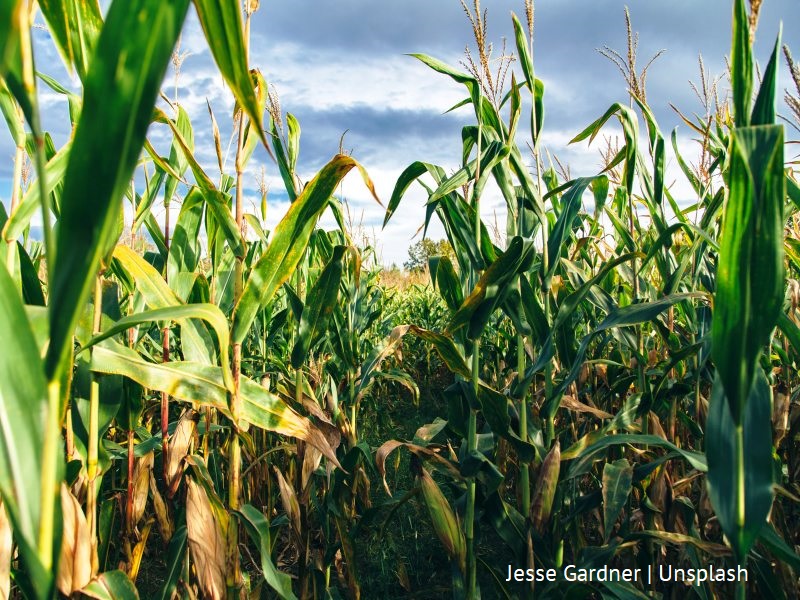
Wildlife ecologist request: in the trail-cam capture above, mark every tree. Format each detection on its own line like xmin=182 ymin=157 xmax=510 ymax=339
xmin=404 ymin=238 xmax=455 ymax=271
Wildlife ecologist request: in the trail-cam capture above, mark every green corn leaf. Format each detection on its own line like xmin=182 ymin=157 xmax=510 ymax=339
xmin=237 ymin=505 xmax=297 ymax=600
xmin=751 ymin=31 xmax=781 ymax=126
xmin=192 ymin=0 xmax=269 ymax=150
xmin=0 ymin=264 xmax=55 ymax=599
xmin=0 ymin=0 xmax=18 ymax=78
xmin=405 ymin=326 xmax=471 ymax=378
xmin=158 ymin=525 xmax=187 ymax=600
xmin=234 ymin=154 xmax=379 ymax=343
xmin=448 ymin=236 xmax=533 ymax=342
xmin=0 ymin=79 xmax=24 ymax=144
xmin=411 ymin=53 xmax=480 ymax=109
xmin=17 ymin=241 xmax=44 ymax=306
xmin=112 ymin=245 xmax=181 ymax=307
xmin=712 ymin=125 xmax=785 ymax=423
xmin=273 ymin=117 xmax=300 ymax=201
xmin=544 ymin=177 xmax=597 ymax=287
xmin=571 ymin=104 xmax=638 ymax=194
xmin=80 ymin=570 xmax=139 ymax=600
xmin=757 ymin=524 xmax=800 ymax=572
xmin=203 ymin=189 xmax=245 ymax=259
xmin=432 ymin=255 xmax=463 ymax=313
xmin=510 ymin=13 xmax=544 ymax=146
xmin=167 ymin=188 xmax=203 ymax=282
xmin=2 ymin=140 xmax=71 ymax=242
xmin=46 ymin=0 xmax=191 ymax=380
xmin=37 ymin=0 xmax=103 ymax=81
xmin=291 ymin=245 xmax=345 ymax=368
xmin=477 ymin=383 xmax=535 ymax=462
xmin=563 ymin=434 xmax=707 ymax=477
xmin=706 ymin=372 xmax=775 ymax=561
xmin=731 ymin=0 xmax=753 ymax=127
xmin=428 ymin=141 xmax=509 ymax=205
xmin=602 ymin=459 xmax=633 ymax=542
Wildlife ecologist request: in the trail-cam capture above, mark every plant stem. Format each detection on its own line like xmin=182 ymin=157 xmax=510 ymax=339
xmin=161 ymin=189 xmax=171 ymax=484
xmin=466 ymin=339 xmax=480 ymax=599
xmin=5 ymin=112 xmax=24 ymax=273
xmin=87 ymin=273 xmax=103 ymax=542
xmin=227 ymin=8 xmax=253 ymax=595
xmin=518 ymin=335 xmax=530 ymax=510
xmin=38 ymin=380 xmax=61 ymax=571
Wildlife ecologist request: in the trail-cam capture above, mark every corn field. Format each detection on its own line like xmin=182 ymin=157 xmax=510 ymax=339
xmin=0 ymin=0 xmax=799 ymax=598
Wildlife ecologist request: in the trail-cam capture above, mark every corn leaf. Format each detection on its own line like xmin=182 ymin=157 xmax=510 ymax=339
xmin=602 ymin=459 xmax=633 ymax=542
xmin=0 ymin=264 xmax=54 ymax=599
xmin=237 ymin=505 xmax=297 ymax=600
xmin=80 ymin=571 xmax=139 ymax=600
xmin=81 ymin=303 xmax=234 ymax=393
xmin=90 ymin=342 xmax=340 ymax=466
xmin=37 ymin=0 xmax=103 ymax=81
xmin=731 ymin=0 xmax=753 ymax=127
xmin=192 ymin=0 xmax=268 ymax=149
xmin=712 ymin=126 xmax=785 ymax=423
xmin=447 ymin=236 xmax=534 ymax=342
xmin=234 ymin=154 xmax=378 ymax=343
xmin=0 ymin=0 xmax=18 ymax=78
xmin=706 ymin=372 xmax=775 ymax=561
xmin=291 ymin=245 xmax=345 ymax=368
xmin=46 ymin=0 xmax=191 ymax=380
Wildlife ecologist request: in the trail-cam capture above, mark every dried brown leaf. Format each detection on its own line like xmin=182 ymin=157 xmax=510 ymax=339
xmin=560 ymin=394 xmax=613 ymax=420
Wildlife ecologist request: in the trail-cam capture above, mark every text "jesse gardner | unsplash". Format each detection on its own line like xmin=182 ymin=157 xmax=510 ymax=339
xmin=505 ymin=564 xmax=749 ymax=585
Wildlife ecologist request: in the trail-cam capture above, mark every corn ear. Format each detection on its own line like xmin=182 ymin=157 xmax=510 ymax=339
xmin=186 ymin=478 xmax=227 ymax=600
xmin=166 ymin=410 xmax=197 ymax=498
xmin=530 ymin=441 xmax=560 ymax=534
xmin=130 ymin=453 xmax=153 ymax=527
xmin=417 ymin=467 xmax=466 ymax=575
xmin=0 ymin=500 xmax=10 ymax=600
xmin=57 ymin=485 xmax=96 ymax=596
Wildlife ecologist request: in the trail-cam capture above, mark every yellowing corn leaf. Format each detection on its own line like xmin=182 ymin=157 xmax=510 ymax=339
xmin=57 ymin=485 xmax=97 ymax=596
xmin=186 ymin=478 xmax=226 ymax=600
xmin=128 ymin=519 xmax=153 ymax=584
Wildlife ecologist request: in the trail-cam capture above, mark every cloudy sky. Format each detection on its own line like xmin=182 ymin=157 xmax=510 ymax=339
xmin=2 ymin=0 xmax=799 ymax=266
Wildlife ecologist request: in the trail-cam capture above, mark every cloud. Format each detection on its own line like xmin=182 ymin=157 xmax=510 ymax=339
xmin=1 ymin=0 xmax=798 ymax=266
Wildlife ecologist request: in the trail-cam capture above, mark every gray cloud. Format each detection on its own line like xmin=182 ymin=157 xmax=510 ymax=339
xmin=1 ymin=0 xmax=799 ymax=265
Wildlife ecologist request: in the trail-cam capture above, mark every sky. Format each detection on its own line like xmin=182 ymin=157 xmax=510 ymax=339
xmin=1 ymin=0 xmax=799 ymax=266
